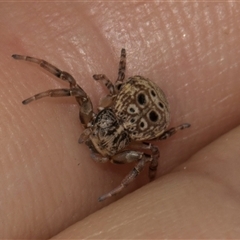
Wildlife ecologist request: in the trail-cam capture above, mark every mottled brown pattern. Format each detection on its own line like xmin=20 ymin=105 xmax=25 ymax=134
xmin=12 ymin=49 xmax=190 ymax=202
xmin=114 ymin=75 xmax=170 ymax=140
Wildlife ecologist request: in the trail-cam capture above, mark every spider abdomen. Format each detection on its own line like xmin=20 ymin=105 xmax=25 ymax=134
xmin=114 ymin=75 xmax=170 ymax=141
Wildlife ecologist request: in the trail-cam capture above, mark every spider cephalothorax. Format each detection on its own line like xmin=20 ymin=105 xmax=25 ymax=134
xmin=12 ymin=49 xmax=190 ymax=201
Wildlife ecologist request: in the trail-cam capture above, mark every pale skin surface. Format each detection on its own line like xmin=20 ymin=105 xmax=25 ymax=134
xmin=1 ymin=2 xmax=240 ymax=239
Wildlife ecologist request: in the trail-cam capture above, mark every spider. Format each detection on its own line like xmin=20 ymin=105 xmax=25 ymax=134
xmin=12 ymin=49 xmax=190 ymax=202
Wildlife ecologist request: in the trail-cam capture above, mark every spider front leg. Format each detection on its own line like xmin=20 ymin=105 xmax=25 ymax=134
xmin=12 ymin=54 xmax=95 ymax=127
xmin=12 ymin=54 xmax=78 ymax=88
xmin=22 ymin=88 xmax=87 ymax=105
xmin=22 ymin=87 xmax=93 ymax=127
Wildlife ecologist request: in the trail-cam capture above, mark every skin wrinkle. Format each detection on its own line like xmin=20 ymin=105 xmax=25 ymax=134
xmin=68 ymin=170 xmax=238 ymax=239
xmin=84 ymin=208 xmax=148 ymax=238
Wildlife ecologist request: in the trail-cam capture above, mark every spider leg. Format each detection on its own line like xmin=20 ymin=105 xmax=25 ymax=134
xmin=92 ymin=74 xmax=114 ymax=94
xmin=89 ymin=150 xmax=110 ymax=163
xmin=141 ymin=142 xmax=159 ymax=180
xmin=22 ymin=88 xmax=87 ymax=104
xmin=12 ymin=54 xmax=95 ymax=127
xmin=92 ymin=74 xmax=117 ymax=110
xmin=158 ymin=123 xmax=191 ymax=140
xmin=116 ymin=48 xmax=126 ymax=83
xmin=93 ymin=49 xmax=126 ymax=95
xmin=126 ymin=142 xmax=160 ymax=180
xmin=98 ymin=150 xmax=152 ymax=202
xmin=12 ymin=54 xmax=77 ymax=87
xmin=92 ymin=49 xmax=126 ymax=109
xmin=111 ymin=48 xmax=127 ymax=93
